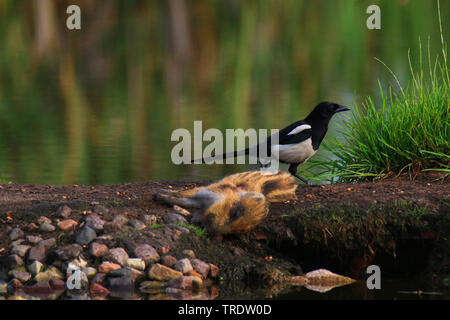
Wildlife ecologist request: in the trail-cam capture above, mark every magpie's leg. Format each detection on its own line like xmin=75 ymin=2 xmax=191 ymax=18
xmin=288 ymin=163 xmax=310 ymax=184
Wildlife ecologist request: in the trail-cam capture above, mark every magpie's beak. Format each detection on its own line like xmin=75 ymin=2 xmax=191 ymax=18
xmin=335 ymin=105 xmax=350 ymax=113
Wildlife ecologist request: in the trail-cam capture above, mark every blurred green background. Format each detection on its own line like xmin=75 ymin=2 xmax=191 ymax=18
xmin=0 ymin=0 xmax=448 ymax=185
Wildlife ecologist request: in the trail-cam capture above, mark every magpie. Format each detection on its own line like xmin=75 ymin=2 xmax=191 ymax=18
xmin=194 ymin=102 xmax=350 ymax=184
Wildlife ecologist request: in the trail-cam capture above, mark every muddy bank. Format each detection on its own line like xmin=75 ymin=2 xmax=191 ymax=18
xmin=0 ymin=173 xmax=448 ymax=299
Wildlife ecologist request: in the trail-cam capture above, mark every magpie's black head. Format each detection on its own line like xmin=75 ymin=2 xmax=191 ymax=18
xmin=305 ymin=101 xmax=350 ymax=123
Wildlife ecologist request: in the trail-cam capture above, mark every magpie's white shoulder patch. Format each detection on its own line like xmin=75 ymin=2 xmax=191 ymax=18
xmin=287 ymin=124 xmax=311 ymax=136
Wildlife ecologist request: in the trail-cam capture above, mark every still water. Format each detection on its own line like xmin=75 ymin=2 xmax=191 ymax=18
xmin=0 ymin=0 xmax=449 ymax=185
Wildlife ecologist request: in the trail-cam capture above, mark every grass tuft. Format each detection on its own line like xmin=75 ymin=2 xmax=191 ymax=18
xmin=307 ymin=3 xmax=449 ymax=183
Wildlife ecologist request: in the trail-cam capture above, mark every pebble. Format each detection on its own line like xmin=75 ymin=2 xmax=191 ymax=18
xmin=8 ymin=254 xmax=24 ymax=268
xmin=27 ymin=244 xmax=46 ymax=262
xmin=161 ymin=255 xmax=177 ymax=267
xmin=129 ymin=219 xmax=146 ymax=230
xmin=185 ymin=270 xmax=203 ymax=279
xmin=55 ymin=244 xmax=83 ymax=261
xmin=134 ymin=244 xmax=160 ymax=264
xmin=34 ymin=266 xmax=64 ymax=282
xmin=39 ymin=222 xmax=56 ymax=232
xmin=112 ymin=215 xmax=128 ymax=226
xmin=190 ymin=259 xmax=210 ymax=279
xmin=28 ymin=261 xmax=44 ymax=276
xmin=156 ymin=245 xmax=171 ymax=255
xmin=89 ymin=242 xmax=109 ymax=257
xmin=57 ymin=219 xmax=78 ymax=231
xmin=37 ymin=216 xmax=52 ymax=225
xmin=127 ymin=258 xmax=145 ymax=271
xmin=182 ymin=249 xmax=196 ymax=259
xmin=26 ymin=235 xmax=42 ymax=244
xmin=11 ymin=270 xmax=32 ymax=282
xmin=11 ymin=244 xmax=31 ymax=258
xmin=76 ymin=226 xmax=97 ymax=245
xmin=56 ymin=205 xmax=72 ymax=218
xmin=92 ymin=205 xmax=109 ymax=215
xmin=174 ymin=258 xmax=193 ymax=274
xmin=98 ymin=262 xmax=121 ymax=274
xmin=9 ymin=227 xmax=24 ymax=241
xmin=166 ymin=213 xmax=188 ymax=224
xmin=148 ymin=263 xmax=183 ymax=281
xmin=108 ymin=248 xmax=129 ymax=267
xmin=38 ymin=238 xmax=56 ymax=250
xmin=85 ymin=214 xmax=105 ymax=231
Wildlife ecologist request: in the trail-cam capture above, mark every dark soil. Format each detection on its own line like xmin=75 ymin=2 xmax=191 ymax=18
xmin=0 ymin=172 xmax=449 ymax=298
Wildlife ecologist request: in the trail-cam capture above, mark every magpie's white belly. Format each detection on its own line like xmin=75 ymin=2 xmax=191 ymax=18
xmin=271 ymin=138 xmax=316 ymax=164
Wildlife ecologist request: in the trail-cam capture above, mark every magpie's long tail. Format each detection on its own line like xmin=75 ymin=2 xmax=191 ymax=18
xmin=191 ymin=148 xmax=250 ymax=164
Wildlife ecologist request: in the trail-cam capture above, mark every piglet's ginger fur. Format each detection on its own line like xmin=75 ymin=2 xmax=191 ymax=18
xmin=154 ymin=170 xmax=297 ymax=237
